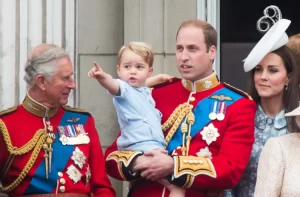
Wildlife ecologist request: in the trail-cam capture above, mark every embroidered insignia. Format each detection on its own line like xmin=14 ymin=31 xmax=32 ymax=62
xmin=204 ymin=80 xmax=212 ymax=89
xmin=86 ymin=164 xmax=91 ymax=186
xmin=71 ymin=147 xmax=86 ymax=169
xmin=210 ymin=94 xmax=233 ymax=101
xmin=66 ymin=117 xmax=81 ymax=123
xmin=58 ymin=124 xmax=90 ymax=145
xmin=196 ymin=147 xmax=212 ymax=159
xmin=200 ymin=123 xmax=220 ymax=145
xmin=66 ymin=164 xmax=82 ymax=183
xmin=173 ymin=155 xmax=216 ymax=178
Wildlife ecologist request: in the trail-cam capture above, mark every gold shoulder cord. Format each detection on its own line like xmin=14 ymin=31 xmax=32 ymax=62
xmin=0 ymin=119 xmax=48 ymax=193
xmin=162 ymin=103 xmax=195 ymax=156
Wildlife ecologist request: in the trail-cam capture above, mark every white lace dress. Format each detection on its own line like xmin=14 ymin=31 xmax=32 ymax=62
xmin=255 ymin=133 xmax=300 ymax=197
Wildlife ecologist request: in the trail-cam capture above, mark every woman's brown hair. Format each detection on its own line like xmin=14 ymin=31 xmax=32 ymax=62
xmin=248 ymin=46 xmax=300 ymax=132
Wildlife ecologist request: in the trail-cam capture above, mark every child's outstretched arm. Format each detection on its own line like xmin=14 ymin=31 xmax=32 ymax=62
xmin=88 ymin=62 xmax=120 ymax=95
xmin=146 ymin=74 xmax=173 ymax=87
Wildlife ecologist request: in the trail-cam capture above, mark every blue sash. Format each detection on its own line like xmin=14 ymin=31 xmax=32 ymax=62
xmin=24 ymin=111 xmax=88 ymax=194
xmin=167 ymin=87 xmax=243 ymax=153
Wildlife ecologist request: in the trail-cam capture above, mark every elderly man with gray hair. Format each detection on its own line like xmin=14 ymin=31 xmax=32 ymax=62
xmin=0 ymin=44 xmax=115 ymax=197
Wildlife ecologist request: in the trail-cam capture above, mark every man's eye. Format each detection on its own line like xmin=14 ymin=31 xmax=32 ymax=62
xmin=176 ymin=47 xmax=183 ymax=52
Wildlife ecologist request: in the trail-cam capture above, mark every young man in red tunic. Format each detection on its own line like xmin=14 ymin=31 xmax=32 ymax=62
xmin=105 ymin=19 xmax=256 ymax=197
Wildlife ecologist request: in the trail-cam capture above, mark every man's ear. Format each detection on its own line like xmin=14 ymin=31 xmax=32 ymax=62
xmin=35 ymin=75 xmax=47 ymax=90
xmin=208 ymin=45 xmax=216 ymax=60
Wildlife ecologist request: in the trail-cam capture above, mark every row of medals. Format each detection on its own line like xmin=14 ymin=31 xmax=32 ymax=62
xmin=208 ymin=101 xmax=226 ymax=121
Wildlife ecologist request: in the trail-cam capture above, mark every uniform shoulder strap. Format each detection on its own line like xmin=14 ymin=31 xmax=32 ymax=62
xmin=62 ymin=105 xmax=91 ymax=115
xmin=0 ymin=106 xmax=18 ymax=117
xmin=223 ymin=82 xmax=252 ymax=100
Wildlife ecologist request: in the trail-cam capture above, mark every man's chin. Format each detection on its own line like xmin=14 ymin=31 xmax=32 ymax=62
xmin=60 ymin=100 xmax=69 ymax=107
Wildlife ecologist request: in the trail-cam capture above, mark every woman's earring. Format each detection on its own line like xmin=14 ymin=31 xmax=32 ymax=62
xmin=285 ymin=85 xmax=288 ymax=91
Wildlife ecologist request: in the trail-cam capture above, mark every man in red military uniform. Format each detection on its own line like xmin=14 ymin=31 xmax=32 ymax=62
xmin=105 ymin=19 xmax=256 ymax=197
xmin=0 ymin=44 xmax=115 ymax=197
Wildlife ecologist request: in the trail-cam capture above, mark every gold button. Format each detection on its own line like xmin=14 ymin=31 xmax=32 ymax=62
xmin=188 ymin=160 xmax=194 ymax=164
xmin=190 ymin=104 xmax=194 ymax=109
xmin=189 ymin=97 xmax=195 ymax=102
xmin=199 ymin=160 xmax=204 ymax=164
xmin=59 ymin=186 xmax=66 ymax=192
xmin=58 ymin=172 xmax=63 ymax=177
xmin=60 ymin=178 xmax=66 ymax=184
xmin=183 ymin=160 xmax=188 ymax=164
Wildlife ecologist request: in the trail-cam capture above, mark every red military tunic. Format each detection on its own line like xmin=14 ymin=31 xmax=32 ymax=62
xmin=0 ymin=95 xmax=115 ymax=197
xmin=105 ymin=73 xmax=256 ymax=197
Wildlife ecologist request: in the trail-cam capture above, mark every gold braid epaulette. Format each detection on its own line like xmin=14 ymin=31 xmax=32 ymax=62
xmin=0 ymin=119 xmax=48 ymax=192
xmin=162 ymin=103 xmax=193 ymax=149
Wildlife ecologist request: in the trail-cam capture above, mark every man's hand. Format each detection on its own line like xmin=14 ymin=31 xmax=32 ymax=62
xmin=133 ymin=150 xmax=174 ymax=181
xmin=88 ymin=62 xmax=107 ymax=80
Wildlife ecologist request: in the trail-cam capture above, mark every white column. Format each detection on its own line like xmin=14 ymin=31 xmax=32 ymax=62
xmin=19 ymin=0 xmax=29 ymax=103
xmin=207 ymin=0 xmax=220 ymax=75
xmin=0 ymin=0 xmax=17 ymax=110
xmin=52 ymin=0 xmax=63 ymax=47
xmin=197 ymin=0 xmax=206 ymax=21
xmin=46 ymin=0 xmax=53 ymax=43
xmin=65 ymin=0 xmax=76 ymax=107
xmin=28 ymin=0 xmax=43 ymax=51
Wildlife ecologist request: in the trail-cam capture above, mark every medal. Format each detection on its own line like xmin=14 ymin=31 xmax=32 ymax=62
xmin=66 ymin=164 xmax=82 ymax=183
xmin=86 ymin=164 xmax=91 ymax=186
xmin=217 ymin=102 xmax=227 ymax=121
xmin=196 ymin=146 xmax=212 ymax=159
xmin=209 ymin=101 xmax=218 ymax=120
xmin=71 ymin=147 xmax=86 ymax=169
xmin=200 ymin=123 xmax=220 ymax=145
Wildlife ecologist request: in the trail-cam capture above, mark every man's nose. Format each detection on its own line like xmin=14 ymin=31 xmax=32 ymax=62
xmin=181 ymin=49 xmax=189 ymax=61
xmin=69 ymin=78 xmax=76 ymax=89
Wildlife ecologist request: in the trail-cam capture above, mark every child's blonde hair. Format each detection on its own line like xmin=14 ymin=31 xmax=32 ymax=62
xmin=118 ymin=42 xmax=154 ymax=67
